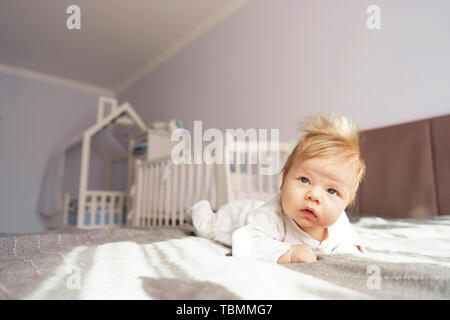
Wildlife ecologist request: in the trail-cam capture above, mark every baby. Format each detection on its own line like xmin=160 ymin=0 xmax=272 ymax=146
xmin=188 ymin=113 xmax=366 ymax=264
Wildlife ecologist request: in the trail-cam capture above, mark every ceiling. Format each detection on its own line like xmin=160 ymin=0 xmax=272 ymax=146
xmin=0 ymin=0 xmax=249 ymax=95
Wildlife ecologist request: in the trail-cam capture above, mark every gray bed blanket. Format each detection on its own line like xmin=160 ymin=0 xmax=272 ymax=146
xmin=1 ymin=214 xmax=449 ymax=299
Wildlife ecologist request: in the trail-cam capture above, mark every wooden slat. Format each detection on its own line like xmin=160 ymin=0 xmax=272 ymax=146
xmin=158 ymin=162 xmax=164 ymax=226
xmin=246 ymin=145 xmax=252 ymax=194
xmin=178 ymin=164 xmax=186 ymax=225
xmin=118 ymin=194 xmax=124 ymax=226
xmin=146 ymin=163 xmax=155 ymax=227
xmin=204 ymin=164 xmax=211 ymax=201
xmin=164 ymin=162 xmax=171 ymax=226
xmin=140 ymin=165 xmax=148 ymax=227
xmin=196 ymin=164 xmax=202 ymax=202
xmin=151 ymin=163 xmax=159 ymax=226
xmin=187 ymin=164 xmax=194 ymax=208
xmin=257 ymin=156 xmax=263 ymax=198
xmin=135 ymin=162 xmax=144 ymax=227
xmin=99 ymin=194 xmax=106 ymax=227
xmin=236 ymin=150 xmax=242 ymax=200
xmin=88 ymin=192 xmax=97 ymax=228
xmin=153 ymin=163 xmax=160 ymax=226
xmin=171 ymin=164 xmax=179 ymax=226
xmin=267 ymin=150 xmax=275 ymax=194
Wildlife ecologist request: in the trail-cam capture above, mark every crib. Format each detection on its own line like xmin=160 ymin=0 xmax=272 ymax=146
xmin=59 ymin=96 xmax=147 ymax=229
xmin=61 ymin=137 xmax=293 ymax=229
xmin=62 ymin=191 xmax=128 ymax=228
xmin=126 ymin=138 xmax=294 ymax=228
xmin=58 ymin=98 xmax=294 ymax=229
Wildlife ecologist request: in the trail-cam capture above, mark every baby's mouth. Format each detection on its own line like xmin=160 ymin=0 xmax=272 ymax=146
xmin=300 ymin=208 xmax=317 ymax=218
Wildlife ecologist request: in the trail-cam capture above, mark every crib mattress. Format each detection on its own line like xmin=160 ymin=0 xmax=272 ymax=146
xmin=0 ymin=214 xmax=449 ymax=299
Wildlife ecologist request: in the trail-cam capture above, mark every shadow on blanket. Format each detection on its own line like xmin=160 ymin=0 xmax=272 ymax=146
xmin=140 ymin=277 xmax=240 ymax=299
xmin=0 ymin=227 xmax=194 ymax=299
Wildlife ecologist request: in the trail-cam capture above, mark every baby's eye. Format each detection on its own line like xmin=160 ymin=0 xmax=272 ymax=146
xmin=300 ymin=177 xmax=309 ymax=184
xmin=327 ymin=188 xmax=337 ymax=195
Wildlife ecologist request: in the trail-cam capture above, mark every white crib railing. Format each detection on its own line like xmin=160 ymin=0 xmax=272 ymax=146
xmin=225 ymin=140 xmax=293 ymax=203
xmin=128 ymin=140 xmax=294 ymax=228
xmin=63 ymin=191 xmax=127 ymax=228
xmin=62 ymin=137 xmax=294 ymax=229
xmin=129 ymin=159 xmax=216 ymax=227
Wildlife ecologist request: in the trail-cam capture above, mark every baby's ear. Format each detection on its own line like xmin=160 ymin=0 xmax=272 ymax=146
xmin=280 ymin=172 xmax=286 ymax=190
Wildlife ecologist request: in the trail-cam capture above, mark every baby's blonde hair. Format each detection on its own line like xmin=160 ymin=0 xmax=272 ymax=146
xmin=281 ymin=113 xmax=366 ymax=207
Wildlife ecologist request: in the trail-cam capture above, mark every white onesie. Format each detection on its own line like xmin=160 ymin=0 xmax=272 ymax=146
xmin=190 ymin=192 xmax=364 ymax=263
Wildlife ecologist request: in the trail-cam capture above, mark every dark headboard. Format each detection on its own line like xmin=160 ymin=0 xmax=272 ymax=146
xmin=350 ymin=114 xmax=450 ymax=219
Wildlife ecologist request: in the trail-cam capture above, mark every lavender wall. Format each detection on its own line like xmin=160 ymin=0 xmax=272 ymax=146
xmin=0 ymin=72 xmax=109 ymax=234
xmin=2 ymin=0 xmax=449 ymax=234
xmin=118 ymin=0 xmax=450 ymax=141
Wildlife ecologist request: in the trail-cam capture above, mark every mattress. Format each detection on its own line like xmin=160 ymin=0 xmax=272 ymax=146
xmin=1 ymin=214 xmax=449 ymax=300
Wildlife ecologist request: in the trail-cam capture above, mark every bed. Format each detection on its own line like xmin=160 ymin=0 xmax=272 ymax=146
xmin=1 ymin=114 xmax=449 ymax=300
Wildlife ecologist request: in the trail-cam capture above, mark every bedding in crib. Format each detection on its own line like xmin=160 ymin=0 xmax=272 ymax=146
xmin=1 ymin=213 xmax=449 ymax=299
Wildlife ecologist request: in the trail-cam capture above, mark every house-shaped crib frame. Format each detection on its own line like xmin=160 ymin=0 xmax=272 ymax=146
xmin=62 ymin=97 xmax=147 ymax=229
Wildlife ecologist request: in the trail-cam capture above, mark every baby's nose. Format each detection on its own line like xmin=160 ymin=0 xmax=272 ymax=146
xmin=306 ymin=189 xmax=321 ymax=203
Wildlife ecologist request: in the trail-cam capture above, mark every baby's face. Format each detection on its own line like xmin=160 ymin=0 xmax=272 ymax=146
xmin=280 ymin=156 xmax=355 ymax=232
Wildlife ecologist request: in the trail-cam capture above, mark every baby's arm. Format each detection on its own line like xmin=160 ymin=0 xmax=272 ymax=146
xmin=231 ymin=205 xmax=295 ymax=263
xmin=232 ymin=225 xmax=291 ymax=263
xmin=277 ymin=244 xmax=317 ymax=264
xmin=232 ymin=201 xmax=318 ymax=263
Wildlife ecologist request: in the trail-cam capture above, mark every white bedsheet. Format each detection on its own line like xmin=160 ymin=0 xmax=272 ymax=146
xmin=1 ymin=214 xmax=449 ymax=300
xmin=351 ymin=214 xmax=450 ymax=267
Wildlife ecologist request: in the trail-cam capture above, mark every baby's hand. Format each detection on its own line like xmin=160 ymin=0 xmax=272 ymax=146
xmin=290 ymin=244 xmax=317 ymax=263
xmin=277 ymin=244 xmax=317 ymax=264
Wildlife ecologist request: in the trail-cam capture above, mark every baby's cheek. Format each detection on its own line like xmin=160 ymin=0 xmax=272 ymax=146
xmin=284 ymin=182 xmax=302 ymax=197
xmin=281 ymin=190 xmax=297 ymax=213
xmin=323 ymin=210 xmax=342 ymax=226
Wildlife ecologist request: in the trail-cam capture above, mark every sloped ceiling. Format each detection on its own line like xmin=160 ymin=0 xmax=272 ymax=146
xmin=0 ymin=0 xmax=249 ymax=94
